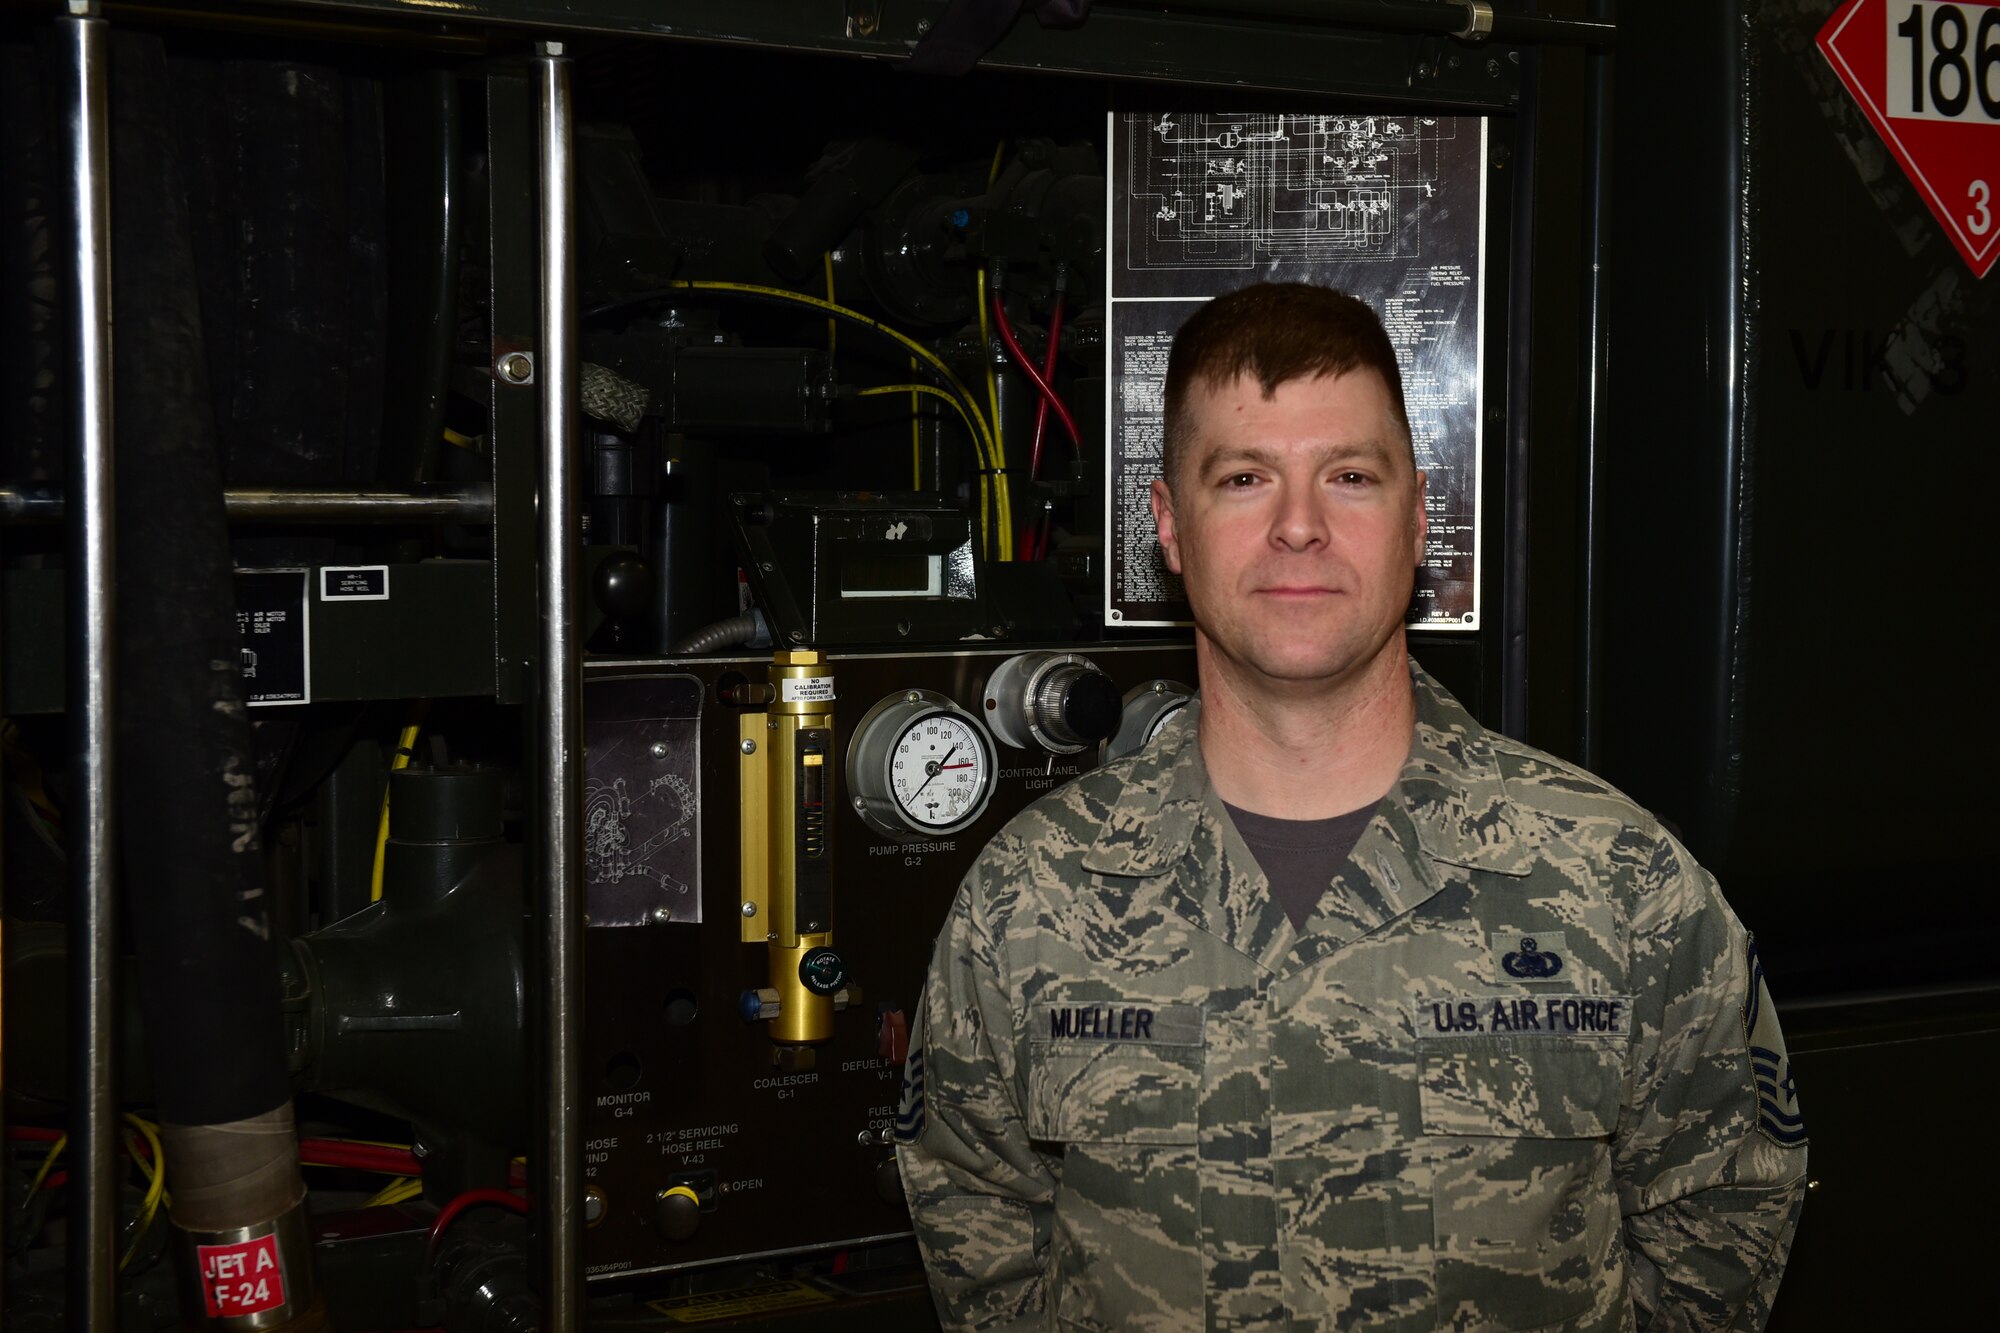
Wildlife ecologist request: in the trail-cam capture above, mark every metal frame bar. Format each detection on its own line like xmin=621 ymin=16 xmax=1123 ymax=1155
xmin=1578 ymin=0 xmax=1613 ymax=769
xmin=531 ymin=41 xmax=583 ymax=1333
xmin=487 ymin=74 xmax=539 ymax=706
xmin=57 ymin=4 xmax=118 ymax=1327
xmin=126 ymin=0 xmax=1529 ymax=109
xmin=173 ymin=0 xmax=1612 ymax=48
xmin=1500 ymin=48 xmax=1539 ymax=742
xmin=1108 ymin=0 xmax=1615 ymax=46
xmin=0 ymin=484 xmax=495 ymax=524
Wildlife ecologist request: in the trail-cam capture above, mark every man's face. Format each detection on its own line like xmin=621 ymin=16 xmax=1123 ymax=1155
xmin=1150 ymin=368 xmax=1426 ymax=693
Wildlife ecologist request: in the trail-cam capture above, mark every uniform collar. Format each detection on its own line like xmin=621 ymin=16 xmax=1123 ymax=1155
xmin=1079 ymin=660 xmax=1530 ymax=971
xmin=1080 ymin=658 xmax=1533 ymax=881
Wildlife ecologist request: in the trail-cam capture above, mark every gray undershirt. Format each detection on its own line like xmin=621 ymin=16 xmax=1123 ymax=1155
xmin=1221 ymin=799 xmax=1382 ymax=932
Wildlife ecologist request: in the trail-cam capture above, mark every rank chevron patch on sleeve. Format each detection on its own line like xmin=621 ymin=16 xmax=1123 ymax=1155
xmin=1742 ymin=937 xmax=1806 ymax=1147
xmin=894 ymin=1046 xmax=926 ymax=1144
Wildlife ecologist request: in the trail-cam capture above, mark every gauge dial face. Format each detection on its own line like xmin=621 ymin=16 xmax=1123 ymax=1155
xmin=889 ymin=712 xmax=992 ymax=831
xmin=1146 ymin=699 xmax=1191 ymax=745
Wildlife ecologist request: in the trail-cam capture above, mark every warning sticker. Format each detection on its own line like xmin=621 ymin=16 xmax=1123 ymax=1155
xmin=779 ymin=676 xmax=836 ymax=703
xmin=197 ymin=1233 xmax=287 ymax=1318
xmin=646 ymin=1279 xmax=833 ymax=1323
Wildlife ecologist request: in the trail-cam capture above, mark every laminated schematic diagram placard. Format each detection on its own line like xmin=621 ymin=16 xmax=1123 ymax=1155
xmin=582 ymin=674 xmax=704 ymax=927
xmin=1103 ymin=110 xmax=1489 ymax=630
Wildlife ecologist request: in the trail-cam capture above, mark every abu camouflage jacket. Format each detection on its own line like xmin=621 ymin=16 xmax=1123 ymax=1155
xmin=896 ymin=662 xmax=1806 ymax=1332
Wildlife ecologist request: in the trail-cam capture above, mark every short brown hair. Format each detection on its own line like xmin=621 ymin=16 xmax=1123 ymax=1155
xmin=1161 ymin=283 xmax=1410 ymax=489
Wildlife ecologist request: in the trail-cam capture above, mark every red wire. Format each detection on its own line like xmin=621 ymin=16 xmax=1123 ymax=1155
xmin=7 ymin=1126 xmax=64 ymax=1142
xmin=1028 ymin=292 xmax=1067 ymax=481
xmin=298 ymin=1139 xmax=422 ymax=1175
xmin=298 ymin=1144 xmax=416 ymax=1160
xmin=426 ymin=1187 xmax=530 ymax=1261
xmin=17 ymin=1128 xmax=435 ymax=1189
xmin=296 ymin=1138 xmax=525 ymax=1185
xmin=991 ymin=293 xmax=1081 ymax=450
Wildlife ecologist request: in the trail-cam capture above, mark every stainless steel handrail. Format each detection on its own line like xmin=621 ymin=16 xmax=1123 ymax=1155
xmin=58 ymin=5 xmax=118 ymax=1327
xmin=532 ymin=41 xmax=584 ymax=1333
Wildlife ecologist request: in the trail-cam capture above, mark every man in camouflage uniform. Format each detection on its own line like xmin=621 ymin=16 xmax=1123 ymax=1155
xmin=896 ymin=283 xmax=1806 ymax=1331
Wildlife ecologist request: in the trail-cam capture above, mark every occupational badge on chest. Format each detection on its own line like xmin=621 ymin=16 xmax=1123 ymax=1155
xmin=1489 ymin=930 xmax=1569 ymax=981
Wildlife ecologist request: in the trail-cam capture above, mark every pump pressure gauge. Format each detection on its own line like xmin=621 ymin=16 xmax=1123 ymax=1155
xmin=847 ymin=690 xmax=998 ymax=839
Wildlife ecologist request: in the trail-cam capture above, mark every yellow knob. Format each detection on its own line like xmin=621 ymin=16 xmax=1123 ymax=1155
xmin=656 ymin=1185 xmax=702 ymax=1242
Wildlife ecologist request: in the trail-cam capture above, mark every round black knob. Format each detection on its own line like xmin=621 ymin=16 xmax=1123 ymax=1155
xmin=799 ymin=947 xmax=848 ymax=997
xmin=656 ymin=1187 xmax=700 ymax=1242
xmin=1037 ymin=665 xmax=1121 ymax=748
xmin=592 ymin=550 xmax=656 ymax=619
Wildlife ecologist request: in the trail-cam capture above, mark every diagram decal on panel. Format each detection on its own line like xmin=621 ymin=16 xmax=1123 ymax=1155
xmin=581 ymin=674 xmax=704 ymax=927
xmin=1105 ymin=109 xmax=1488 ymax=631
xmin=1124 ymin=113 xmax=1451 ymax=272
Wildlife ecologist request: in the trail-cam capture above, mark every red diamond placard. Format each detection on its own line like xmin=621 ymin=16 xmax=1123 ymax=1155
xmin=1818 ymin=0 xmax=2000 ymax=277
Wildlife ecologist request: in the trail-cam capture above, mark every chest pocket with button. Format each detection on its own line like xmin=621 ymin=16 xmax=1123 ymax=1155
xmin=1422 ymin=1039 xmax=1625 ymax=1332
xmin=1024 ymin=1009 xmax=1204 ymax=1332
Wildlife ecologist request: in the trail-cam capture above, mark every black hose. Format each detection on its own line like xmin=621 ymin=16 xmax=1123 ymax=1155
xmin=672 ymin=612 xmax=760 ymax=655
xmin=110 ymin=31 xmax=292 ymax=1133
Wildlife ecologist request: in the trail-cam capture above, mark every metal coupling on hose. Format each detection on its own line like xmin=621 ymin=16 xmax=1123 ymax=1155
xmin=171 ymin=1194 xmax=324 ymax=1332
xmin=1456 ymin=0 xmax=1495 ymax=41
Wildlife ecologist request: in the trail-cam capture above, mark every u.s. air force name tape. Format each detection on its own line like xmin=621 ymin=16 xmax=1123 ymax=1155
xmin=1415 ymin=994 xmax=1634 ymax=1039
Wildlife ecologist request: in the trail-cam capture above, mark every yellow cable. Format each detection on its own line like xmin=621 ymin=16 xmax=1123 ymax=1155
xmin=975 ymin=269 xmax=1016 ymax=561
xmin=26 ymin=1133 xmax=64 ymax=1196
xmin=909 ymin=356 xmax=922 ymax=488
xmin=365 ymin=1176 xmax=423 ymax=1208
xmin=120 ymin=1114 xmax=168 ymax=1270
xmin=861 ymin=384 xmax=998 ymax=547
xmin=369 ymin=717 xmax=423 ymax=904
xmin=123 ymin=1114 xmax=168 ymax=1221
xmin=981 ymin=134 xmax=1013 ymax=558
xmin=856 ymin=384 xmax=983 ymax=448
xmin=823 ymin=251 xmax=838 ymax=359
xmin=22 ymin=1117 xmax=170 ymax=1269
xmin=666 ymin=282 xmax=991 ymax=451
xmin=668 ymin=279 xmax=1009 ymax=559
xmin=441 ymin=426 xmax=475 ymax=449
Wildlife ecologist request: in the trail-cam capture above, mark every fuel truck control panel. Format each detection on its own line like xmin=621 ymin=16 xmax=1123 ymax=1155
xmin=577 ymin=644 xmax=1194 ymax=1279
